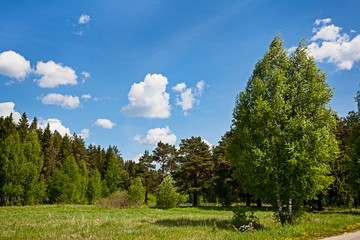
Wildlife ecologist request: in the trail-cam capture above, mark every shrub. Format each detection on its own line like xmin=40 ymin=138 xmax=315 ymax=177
xmin=232 ymin=207 xmax=261 ymax=232
xmin=95 ymin=191 xmax=140 ymax=208
xmin=156 ymin=175 xmax=179 ymax=208
xmin=128 ymin=177 xmax=145 ymax=202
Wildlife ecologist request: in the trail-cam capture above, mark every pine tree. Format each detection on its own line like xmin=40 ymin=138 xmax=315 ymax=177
xmin=174 ymin=136 xmax=214 ymax=206
xmin=153 ymin=142 xmax=178 ymax=179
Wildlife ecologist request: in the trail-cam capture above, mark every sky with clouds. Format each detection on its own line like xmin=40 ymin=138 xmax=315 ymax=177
xmin=1 ymin=0 xmax=360 ymax=161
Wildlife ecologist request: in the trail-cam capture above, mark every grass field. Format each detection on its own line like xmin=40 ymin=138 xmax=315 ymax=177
xmin=0 ymin=205 xmax=359 ymax=239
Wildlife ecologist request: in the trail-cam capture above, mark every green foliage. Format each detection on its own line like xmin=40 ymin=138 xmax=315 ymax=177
xmin=0 ymin=134 xmax=26 ymax=205
xmin=104 ymin=156 xmax=121 ymax=195
xmin=128 ymin=177 xmax=145 ymax=202
xmin=153 ymin=141 xmax=178 ymax=176
xmin=22 ymin=132 xmax=46 ymax=205
xmin=228 ymin=35 xmax=337 ymax=224
xmin=156 ymin=175 xmax=179 ymax=208
xmin=232 ymin=207 xmax=261 ymax=232
xmin=174 ymin=136 xmax=214 ymax=206
xmin=48 ymin=157 xmax=86 ymax=203
xmin=87 ymin=169 xmax=102 ymax=204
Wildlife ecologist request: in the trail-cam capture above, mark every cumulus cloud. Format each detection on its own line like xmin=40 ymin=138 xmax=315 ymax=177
xmin=311 ymin=24 xmax=341 ymax=41
xmin=122 ymin=74 xmax=171 ymax=118
xmin=35 ymin=60 xmax=78 ymax=88
xmin=308 ymin=18 xmax=360 ymax=70
xmin=135 ymin=126 xmax=176 ymax=147
xmin=79 ymin=128 xmax=90 ymax=139
xmin=38 ymin=118 xmax=71 ymax=136
xmin=41 ymin=93 xmax=80 ymax=109
xmin=0 ymin=102 xmax=21 ymax=123
xmin=81 ymin=71 xmax=90 ymax=83
xmin=79 ymin=14 xmax=90 ymax=24
xmin=0 ymin=51 xmax=32 ymax=80
xmin=172 ymin=80 xmax=205 ymax=114
xmin=95 ymin=118 xmax=116 ymax=129
xmin=81 ymin=94 xmax=91 ymax=99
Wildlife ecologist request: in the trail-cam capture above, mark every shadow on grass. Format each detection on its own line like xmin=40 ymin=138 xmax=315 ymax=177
xmin=312 ymin=209 xmax=360 ymax=216
xmin=152 ymin=205 xmax=273 ymax=212
xmin=154 ymin=217 xmax=233 ymax=230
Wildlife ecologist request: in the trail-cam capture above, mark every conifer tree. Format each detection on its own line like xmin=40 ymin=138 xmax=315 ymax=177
xmin=174 ymin=136 xmax=214 ymax=206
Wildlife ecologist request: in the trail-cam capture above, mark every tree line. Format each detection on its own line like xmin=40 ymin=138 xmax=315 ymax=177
xmin=0 ymin=35 xmax=360 ymax=226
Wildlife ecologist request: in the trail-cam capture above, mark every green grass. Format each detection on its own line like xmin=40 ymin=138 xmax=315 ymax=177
xmin=0 ymin=205 xmax=359 ymax=239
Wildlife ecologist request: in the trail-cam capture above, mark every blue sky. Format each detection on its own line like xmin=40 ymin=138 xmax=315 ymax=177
xmin=1 ymin=0 xmax=360 ymax=161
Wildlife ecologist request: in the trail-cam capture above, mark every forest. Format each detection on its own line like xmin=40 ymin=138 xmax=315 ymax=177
xmin=1 ymin=36 xmax=360 ymax=229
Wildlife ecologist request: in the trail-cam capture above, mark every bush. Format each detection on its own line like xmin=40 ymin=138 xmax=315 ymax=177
xmin=232 ymin=207 xmax=261 ymax=232
xmin=128 ymin=177 xmax=145 ymax=202
xmin=95 ymin=191 xmax=140 ymax=208
xmin=156 ymin=175 xmax=179 ymax=208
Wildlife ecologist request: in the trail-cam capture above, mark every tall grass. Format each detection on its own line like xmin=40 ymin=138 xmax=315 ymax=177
xmin=0 ymin=205 xmax=359 ymax=239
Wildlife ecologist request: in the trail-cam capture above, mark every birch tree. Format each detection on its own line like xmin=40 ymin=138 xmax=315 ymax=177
xmin=228 ymin=35 xmax=337 ymax=225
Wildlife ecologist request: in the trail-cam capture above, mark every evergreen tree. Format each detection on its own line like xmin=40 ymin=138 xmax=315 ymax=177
xmin=17 ymin=112 xmax=29 ymax=142
xmin=137 ymin=150 xmax=160 ymax=203
xmin=40 ymin=124 xmax=55 ymax=180
xmin=228 ymin=36 xmax=337 ymax=224
xmin=174 ymin=136 xmax=214 ymax=206
xmin=153 ymin=141 xmax=178 ymax=179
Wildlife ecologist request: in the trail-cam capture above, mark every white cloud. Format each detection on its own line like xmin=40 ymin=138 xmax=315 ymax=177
xmin=79 ymin=14 xmax=90 ymax=24
xmin=177 ymin=88 xmax=195 ymax=111
xmin=39 ymin=118 xmax=71 ymax=136
xmin=0 ymin=51 xmax=32 ymax=80
xmin=308 ymin=19 xmax=360 ymax=70
xmin=196 ymin=80 xmax=205 ymax=93
xmin=173 ymin=80 xmax=205 ymax=112
xmin=314 ymin=18 xmax=332 ymax=26
xmin=122 ymin=73 xmax=171 ymax=118
xmin=0 ymin=102 xmax=21 ymax=123
xmin=81 ymin=94 xmax=91 ymax=99
xmin=135 ymin=126 xmax=176 ymax=147
xmin=95 ymin=118 xmax=116 ymax=129
xmin=79 ymin=128 xmax=90 ymax=139
xmin=312 ymin=24 xmax=341 ymax=41
xmin=81 ymin=71 xmax=90 ymax=83
xmin=35 ymin=60 xmax=78 ymax=88
xmin=41 ymin=93 xmax=80 ymax=109
xmin=172 ymin=83 xmax=187 ymax=92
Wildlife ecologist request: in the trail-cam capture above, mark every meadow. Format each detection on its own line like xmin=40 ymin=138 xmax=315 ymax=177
xmin=0 ymin=205 xmax=359 ymax=239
